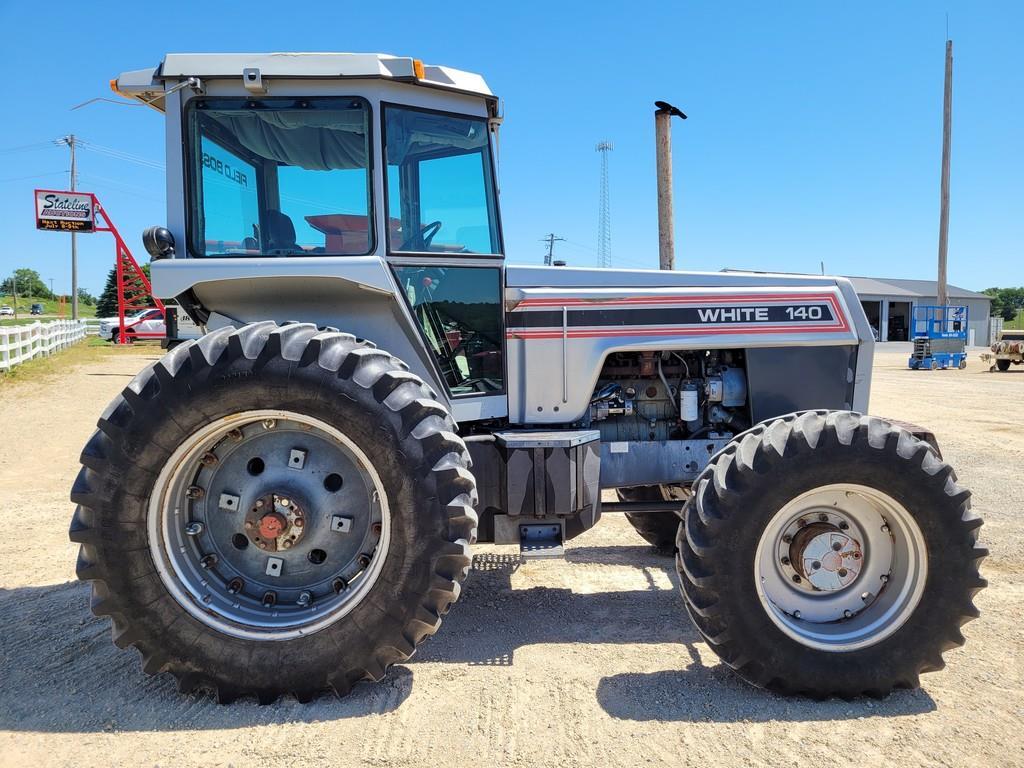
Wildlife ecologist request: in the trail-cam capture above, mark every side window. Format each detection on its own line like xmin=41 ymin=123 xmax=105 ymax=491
xmin=393 ymin=266 xmax=504 ymax=395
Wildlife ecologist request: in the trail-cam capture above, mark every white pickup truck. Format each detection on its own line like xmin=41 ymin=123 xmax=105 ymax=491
xmin=98 ymin=306 xmax=203 ymax=344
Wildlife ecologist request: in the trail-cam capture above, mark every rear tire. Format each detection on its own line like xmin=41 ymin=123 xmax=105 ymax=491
xmin=996 ymin=359 xmax=1011 ymax=372
xmin=676 ymin=410 xmax=986 ymax=698
xmin=70 ymin=322 xmax=477 ymax=703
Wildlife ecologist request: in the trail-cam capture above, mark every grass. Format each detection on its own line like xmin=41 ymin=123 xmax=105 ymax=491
xmin=1005 ymin=309 xmax=1024 ymax=331
xmin=0 ymin=335 xmax=157 ymax=386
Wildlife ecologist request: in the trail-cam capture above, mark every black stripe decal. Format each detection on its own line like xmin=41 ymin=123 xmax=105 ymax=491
xmin=505 ymin=303 xmax=836 ymax=329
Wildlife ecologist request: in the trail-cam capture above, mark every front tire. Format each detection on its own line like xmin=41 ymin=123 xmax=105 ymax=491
xmin=996 ymin=359 xmax=1011 ymax=372
xmin=70 ymin=322 xmax=477 ymax=703
xmin=676 ymin=411 xmax=986 ymax=698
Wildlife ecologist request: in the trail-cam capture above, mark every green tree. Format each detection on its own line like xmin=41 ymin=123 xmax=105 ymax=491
xmin=1 ymin=268 xmax=53 ymax=300
xmin=77 ymin=287 xmax=97 ymax=306
xmin=95 ymin=263 xmax=154 ymax=317
xmin=984 ymin=287 xmax=1024 ymax=322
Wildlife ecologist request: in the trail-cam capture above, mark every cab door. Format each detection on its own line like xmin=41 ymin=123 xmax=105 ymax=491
xmin=384 ymin=102 xmax=506 ymax=423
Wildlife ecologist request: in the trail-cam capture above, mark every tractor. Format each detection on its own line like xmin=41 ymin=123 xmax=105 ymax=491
xmin=70 ymin=53 xmax=986 ymax=703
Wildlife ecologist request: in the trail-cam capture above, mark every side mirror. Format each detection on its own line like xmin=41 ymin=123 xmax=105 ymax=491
xmin=142 ymin=226 xmax=176 ymax=260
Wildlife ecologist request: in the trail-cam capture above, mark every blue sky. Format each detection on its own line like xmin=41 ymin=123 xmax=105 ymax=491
xmin=1 ymin=0 xmax=1020 ymax=296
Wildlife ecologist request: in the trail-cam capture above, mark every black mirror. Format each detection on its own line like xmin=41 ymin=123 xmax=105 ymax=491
xmin=142 ymin=226 xmax=176 ymax=260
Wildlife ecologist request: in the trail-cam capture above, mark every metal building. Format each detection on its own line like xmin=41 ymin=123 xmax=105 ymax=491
xmin=847 ymin=276 xmax=993 ymax=346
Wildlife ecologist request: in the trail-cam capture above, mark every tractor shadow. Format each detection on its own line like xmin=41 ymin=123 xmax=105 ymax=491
xmin=0 ymin=543 xmax=934 ymax=732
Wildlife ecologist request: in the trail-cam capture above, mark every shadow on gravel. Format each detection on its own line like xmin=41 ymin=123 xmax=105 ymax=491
xmin=596 ymin=669 xmax=936 ymax=722
xmin=0 ymin=581 xmax=412 ymax=733
xmin=0 ymin=545 xmax=935 ymax=732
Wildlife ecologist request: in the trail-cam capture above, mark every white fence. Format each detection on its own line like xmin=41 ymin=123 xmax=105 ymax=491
xmin=0 ymin=320 xmax=89 ymax=371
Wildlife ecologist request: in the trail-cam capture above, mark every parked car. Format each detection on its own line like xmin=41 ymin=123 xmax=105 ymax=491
xmin=30 ymin=303 xmax=44 ymax=315
xmin=0 ymin=305 xmax=13 ymax=317
xmin=97 ymin=307 xmax=165 ymax=342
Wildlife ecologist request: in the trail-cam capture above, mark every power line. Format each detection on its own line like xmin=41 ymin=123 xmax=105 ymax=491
xmin=541 ymin=233 xmax=565 ymax=266
xmin=596 ymin=141 xmax=613 ymax=267
xmin=75 ymin=139 xmax=165 ymax=170
xmin=0 ymin=170 xmax=67 ymax=184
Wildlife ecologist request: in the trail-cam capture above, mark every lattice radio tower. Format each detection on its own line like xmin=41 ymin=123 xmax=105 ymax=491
xmin=596 ymin=141 xmax=613 ymax=267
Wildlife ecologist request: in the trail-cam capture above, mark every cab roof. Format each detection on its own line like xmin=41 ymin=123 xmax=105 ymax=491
xmin=114 ymin=52 xmax=495 ymax=112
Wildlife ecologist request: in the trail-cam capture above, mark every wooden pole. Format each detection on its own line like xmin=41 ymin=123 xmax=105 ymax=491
xmin=937 ymin=40 xmax=953 ymax=307
xmin=654 ymin=102 xmax=686 ymax=270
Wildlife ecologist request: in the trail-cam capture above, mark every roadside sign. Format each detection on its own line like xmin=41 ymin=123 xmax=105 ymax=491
xmin=34 ymin=189 xmax=96 ymax=233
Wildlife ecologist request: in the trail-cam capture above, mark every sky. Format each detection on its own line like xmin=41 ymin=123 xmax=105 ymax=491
xmin=0 ymin=0 xmax=1021 ymax=297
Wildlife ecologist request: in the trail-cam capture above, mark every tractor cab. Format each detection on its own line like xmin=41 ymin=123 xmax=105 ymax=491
xmin=116 ymin=53 xmax=507 ymax=409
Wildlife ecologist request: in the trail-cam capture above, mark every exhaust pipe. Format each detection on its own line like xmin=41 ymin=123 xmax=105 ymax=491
xmin=654 ymin=101 xmax=687 ymax=270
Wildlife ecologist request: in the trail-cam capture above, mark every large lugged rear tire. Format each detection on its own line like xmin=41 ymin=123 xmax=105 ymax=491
xmin=676 ymin=410 xmax=986 ymax=698
xmin=69 ymin=322 xmax=477 ymax=703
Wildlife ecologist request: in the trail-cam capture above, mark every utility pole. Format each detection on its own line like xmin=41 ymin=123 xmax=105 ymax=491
xmin=654 ymin=101 xmax=687 ymax=270
xmin=936 ymin=41 xmax=953 ymax=307
xmin=49 ymin=278 xmax=54 ymax=298
xmin=59 ymin=135 xmax=79 ymax=319
xmin=596 ymin=141 xmax=613 ymax=267
xmin=541 ymin=233 xmax=565 ymax=266
xmin=12 ymin=272 xmax=18 ymax=319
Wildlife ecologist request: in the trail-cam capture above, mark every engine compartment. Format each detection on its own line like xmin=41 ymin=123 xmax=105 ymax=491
xmin=582 ymin=349 xmax=751 ymax=443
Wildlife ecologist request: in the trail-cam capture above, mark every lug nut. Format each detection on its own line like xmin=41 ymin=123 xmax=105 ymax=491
xmin=792 ymin=574 xmax=802 ymax=583
xmin=280 ymin=498 xmax=290 ymax=508
xmin=282 ymin=540 xmax=292 ymax=550
xmin=357 ymin=553 xmax=372 ymax=568
xmin=838 ymin=568 xmax=848 ymax=577
xmin=262 ymin=591 xmax=277 ymax=607
xmin=371 ymin=522 xmax=382 ymax=536
xmin=880 ymin=574 xmax=890 ymax=583
xmin=782 ymin=534 xmax=793 ymax=544
xmin=255 ymin=499 xmax=264 ymax=509
xmin=294 ymin=518 xmax=304 ymax=528
xmin=297 ymin=591 xmax=312 ymax=607
xmin=881 ymin=524 xmax=890 ymax=534
xmin=818 ymin=513 xmax=829 ymax=522
xmin=186 ymin=485 xmax=205 ymax=500
xmin=811 ymin=561 xmax=821 ymax=570
xmin=332 ymin=577 xmax=348 ymax=594
xmin=200 ymin=452 xmax=219 ymax=468
xmin=227 ymin=428 xmax=244 ymax=442
xmin=185 ymin=521 xmax=204 ymax=536
xmin=843 ymin=610 xmax=853 ymax=619
xmin=780 ymin=556 xmax=790 ymax=565
xmin=797 ymin=518 xmax=807 ymax=527
xmin=245 ymin=521 xmax=254 ymax=529
xmin=227 ymin=577 xmax=244 ymax=595
xmin=200 ymin=554 xmax=218 ymax=569
xmin=838 ymin=521 xmax=849 ymax=530
xmin=793 ymin=610 xmax=801 ymax=619
xmin=832 ymin=541 xmax=842 ymax=551
xmin=262 ymin=419 xmax=277 ymax=430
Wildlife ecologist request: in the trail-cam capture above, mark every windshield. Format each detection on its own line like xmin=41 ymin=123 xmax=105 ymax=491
xmin=187 ymin=97 xmax=373 ymax=257
xmin=384 ymin=106 xmax=501 ymax=255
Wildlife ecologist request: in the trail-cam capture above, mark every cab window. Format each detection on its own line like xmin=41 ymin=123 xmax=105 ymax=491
xmin=384 ymin=106 xmax=501 ymax=255
xmin=187 ymin=97 xmax=372 ymax=257
xmin=393 ymin=266 xmax=504 ymax=395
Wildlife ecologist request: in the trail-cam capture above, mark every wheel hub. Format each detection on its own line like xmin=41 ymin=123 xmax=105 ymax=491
xmin=246 ymin=493 xmax=306 ymax=551
xmin=789 ymin=522 xmax=862 ymax=592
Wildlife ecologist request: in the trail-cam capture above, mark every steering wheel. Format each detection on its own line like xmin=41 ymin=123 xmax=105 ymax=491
xmin=401 ymin=220 xmax=443 ymax=251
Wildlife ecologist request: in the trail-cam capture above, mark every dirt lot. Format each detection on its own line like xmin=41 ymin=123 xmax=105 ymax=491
xmin=1 ymin=343 xmax=1021 ymax=768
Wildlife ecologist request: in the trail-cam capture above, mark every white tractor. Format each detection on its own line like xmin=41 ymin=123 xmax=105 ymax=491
xmin=69 ymin=53 xmax=986 ymax=703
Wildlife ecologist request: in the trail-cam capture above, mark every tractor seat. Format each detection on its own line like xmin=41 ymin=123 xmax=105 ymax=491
xmin=264 ymin=210 xmax=299 ymax=254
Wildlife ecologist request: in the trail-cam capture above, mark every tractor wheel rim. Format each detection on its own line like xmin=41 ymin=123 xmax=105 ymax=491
xmin=753 ymin=483 xmax=927 ymax=651
xmin=148 ymin=409 xmax=390 ymax=641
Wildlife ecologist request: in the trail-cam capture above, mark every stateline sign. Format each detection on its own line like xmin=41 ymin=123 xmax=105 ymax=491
xmin=35 ymin=189 xmax=96 ymax=233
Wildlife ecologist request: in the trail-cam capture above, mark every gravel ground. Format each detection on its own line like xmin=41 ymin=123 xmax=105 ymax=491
xmin=0 ymin=343 xmax=1021 ymax=768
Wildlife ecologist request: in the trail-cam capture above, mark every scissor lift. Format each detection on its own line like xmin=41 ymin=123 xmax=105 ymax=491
xmin=908 ymin=305 xmax=968 ymax=370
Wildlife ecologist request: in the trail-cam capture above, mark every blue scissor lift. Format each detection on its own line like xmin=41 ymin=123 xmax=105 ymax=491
xmin=908 ymin=305 xmax=968 ymax=370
